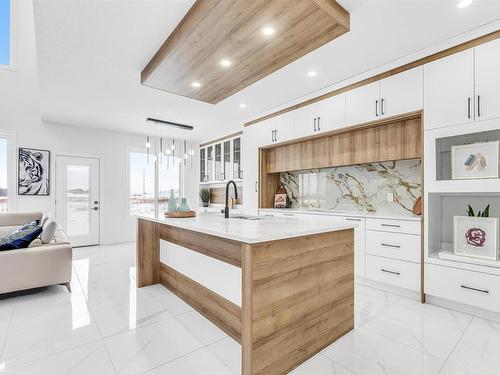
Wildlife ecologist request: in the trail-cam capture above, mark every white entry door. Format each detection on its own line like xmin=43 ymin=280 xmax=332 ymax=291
xmin=56 ymin=156 xmax=100 ymax=247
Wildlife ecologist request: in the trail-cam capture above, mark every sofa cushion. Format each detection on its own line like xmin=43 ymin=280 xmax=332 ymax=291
xmin=0 ymin=224 xmax=43 ymax=251
xmin=40 ymin=219 xmax=57 ymax=244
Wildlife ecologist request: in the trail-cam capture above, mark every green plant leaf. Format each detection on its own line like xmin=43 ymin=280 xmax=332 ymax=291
xmin=467 ymin=204 xmax=475 ymax=217
xmin=484 ymin=204 xmax=490 ymax=218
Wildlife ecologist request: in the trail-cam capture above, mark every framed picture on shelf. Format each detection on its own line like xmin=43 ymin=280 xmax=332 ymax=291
xmin=451 ymin=140 xmax=499 ymax=180
xmin=18 ymin=147 xmax=51 ymax=196
xmin=454 ymin=216 xmax=499 ymax=260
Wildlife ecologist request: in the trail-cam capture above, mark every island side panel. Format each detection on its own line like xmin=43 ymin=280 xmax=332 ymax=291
xmin=137 ymin=218 xmax=160 ymax=287
xmin=243 ymin=229 xmax=355 ymax=375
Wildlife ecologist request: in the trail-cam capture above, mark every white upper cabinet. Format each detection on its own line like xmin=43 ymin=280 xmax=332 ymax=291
xmin=273 ymin=112 xmax=294 ymax=145
xmin=380 ymin=67 xmax=423 ymax=118
xmin=345 ymin=81 xmax=381 ymax=126
xmin=241 ymin=125 xmax=263 ymax=214
xmin=292 ymin=103 xmax=317 ymax=139
xmin=258 ymin=117 xmax=276 ymax=147
xmin=424 ymin=49 xmax=475 ymax=130
xmin=317 ymin=93 xmax=346 ymax=134
xmin=475 ymin=38 xmax=500 ymax=122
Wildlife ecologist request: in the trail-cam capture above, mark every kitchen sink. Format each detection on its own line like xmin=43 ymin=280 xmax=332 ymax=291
xmin=230 ymin=214 xmax=264 ymax=221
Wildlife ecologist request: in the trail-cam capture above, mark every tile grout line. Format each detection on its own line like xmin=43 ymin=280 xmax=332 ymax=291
xmin=436 ymin=315 xmax=474 ymax=375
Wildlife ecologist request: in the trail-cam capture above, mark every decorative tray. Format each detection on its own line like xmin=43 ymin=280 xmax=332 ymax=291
xmin=165 ymin=211 xmax=196 ymax=218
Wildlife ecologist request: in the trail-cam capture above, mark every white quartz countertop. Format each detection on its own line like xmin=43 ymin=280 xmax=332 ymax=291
xmin=259 ymin=208 xmax=422 ymax=222
xmin=138 ymin=212 xmax=354 ymax=244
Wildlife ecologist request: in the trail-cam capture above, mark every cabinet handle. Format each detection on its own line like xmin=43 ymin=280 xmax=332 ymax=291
xmin=275 ymin=129 xmax=278 ymax=142
xmin=314 ymin=118 xmax=317 ymax=132
xmin=460 ymin=285 xmax=489 ymax=294
xmin=375 ymin=100 xmax=379 ymax=117
xmin=345 ymin=218 xmax=361 ymax=222
xmin=272 ymin=130 xmax=275 ymax=142
xmin=381 ymin=98 xmax=385 ymax=116
xmin=381 ymin=269 xmax=400 ymax=276
xmin=283 ymin=213 xmax=294 ymax=216
xmin=477 ymin=95 xmax=481 ymax=117
xmin=381 ymin=223 xmax=400 ymax=228
xmin=381 ymin=243 xmax=400 ymax=248
xmin=255 ymin=181 xmax=258 ymax=192
xmin=467 ymin=97 xmax=471 ymax=119
xmin=317 ymin=117 xmax=321 ymax=131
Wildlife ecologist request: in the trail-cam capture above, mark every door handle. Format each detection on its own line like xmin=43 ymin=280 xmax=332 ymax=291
xmin=93 ymin=207 xmax=99 ymax=211
xmin=460 ymin=285 xmax=489 ymax=294
xmin=467 ymin=97 xmax=471 ymax=119
xmin=317 ymin=117 xmax=320 ymax=131
xmin=381 ymin=98 xmax=385 ymax=116
xmin=271 ymin=130 xmax=275 ymax=142
xmin=254 ymin=181 xmax=258 ymax=192
xmin=381 ymin=243 xmax=400 ymax=248
xmin=477 ymin=95 xmax=481 ymax=117
xmin=375 ymin=100 xmax=379 ymax=117
xmin=381 ymin=269 xmax=400 ymax=276
xmin=381 ymin=223 xmax=400 ymax=228
xmin=345 ymin=218 xmax=361 ymax=222
xmin=275 ymin=129 xmax=278 ymax=142
xmin=313 ymin=118 xmax=317 ymax=132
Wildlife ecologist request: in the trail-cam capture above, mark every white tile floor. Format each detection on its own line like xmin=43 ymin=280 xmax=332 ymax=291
xmin=0 ymin=242 xmax=498 ymax=374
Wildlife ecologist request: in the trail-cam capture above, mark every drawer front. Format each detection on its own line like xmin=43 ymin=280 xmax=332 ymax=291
xmin=366 ymin=218 xmax=421 ymax=235
xmin=425 ymin=263 xmax=500 ymax=313
xmin=366 ymin=230 xmax=420 ymax=263
xmin=365 ymin=255 xmax=420 ymax=291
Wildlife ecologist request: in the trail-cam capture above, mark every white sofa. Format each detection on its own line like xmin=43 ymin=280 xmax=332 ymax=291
xmin=0 ymin=212 xmax=72 ymax=294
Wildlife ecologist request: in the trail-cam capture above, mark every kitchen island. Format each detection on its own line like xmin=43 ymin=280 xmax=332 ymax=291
xmin=137 ymin=213 xmax=354 ymax=375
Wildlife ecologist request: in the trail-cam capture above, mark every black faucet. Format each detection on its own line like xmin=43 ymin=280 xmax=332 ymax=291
xmin=224 ymin=180 xmax=238 ymax=218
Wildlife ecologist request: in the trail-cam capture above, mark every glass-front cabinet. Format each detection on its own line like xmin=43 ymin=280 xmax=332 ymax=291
xmin=200 ymin=135 xmax=242 ymax=184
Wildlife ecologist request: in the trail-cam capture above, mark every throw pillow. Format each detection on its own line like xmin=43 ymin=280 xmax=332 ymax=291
xmin=0 ymin=225 xmax=43 ymax=251
xmin=40 ymin=219 xmax=57 ymax=244
xmin=40 ymin=214 xmax=50 ymax=227
xmin=28 ymin=238 xmax=43 ymax=247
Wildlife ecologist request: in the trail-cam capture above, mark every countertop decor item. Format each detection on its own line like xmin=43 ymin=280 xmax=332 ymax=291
xmin=454 ymin=211 xmax=499 ymax=260
xmin=165 ymin=210 xmax=196 ymax=218
xmin=451 ymin=141 xmax=499 ymax=180
xmin=412 ymin=197 xmax=422 ymax=215
xmin=178 ymin=198 xmax=191 ymax=212
xmin=167 ymin=189 xmax=177 ymax=213
xmin=200 ymin=189 xmax=210 ymax=207
xmin=274 ymin=184 xmax=288 ymax=208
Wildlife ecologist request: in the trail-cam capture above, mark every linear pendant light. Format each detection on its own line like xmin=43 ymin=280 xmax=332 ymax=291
xmin=146 ymin=117 xmax=194 ymax=131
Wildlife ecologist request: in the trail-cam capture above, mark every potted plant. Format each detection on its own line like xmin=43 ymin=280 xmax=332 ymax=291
xmin=200 ymin=189 xmax=210 ymax=207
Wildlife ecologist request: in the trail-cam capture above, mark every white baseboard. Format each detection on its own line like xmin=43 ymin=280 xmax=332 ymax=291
xmin=425 ymin=295 xmax=500 ymax=323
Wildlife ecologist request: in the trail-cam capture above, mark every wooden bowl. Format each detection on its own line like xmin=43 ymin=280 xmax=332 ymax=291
xmin=165 ymin=211 xmax=196 ymax=218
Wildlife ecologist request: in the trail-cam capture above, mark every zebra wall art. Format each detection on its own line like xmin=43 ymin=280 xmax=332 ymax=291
xmin=18 ymin=148 xmax=50 ymax=196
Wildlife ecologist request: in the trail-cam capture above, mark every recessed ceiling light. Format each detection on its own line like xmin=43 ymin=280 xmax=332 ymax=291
xmin=239 ymin=103 xmax=247 ymax=109
xmin=220 ymin=59 xmax=232 ymax=67
xmin=191 ymin=81 xmax=201 ymax=88
xmin=307 ymin=70 xmax=317 ymax=77
xmin=262 ymin=26 xmax=275 ymax=36
xmin=457 ymin=0 xmax=473 ymax=8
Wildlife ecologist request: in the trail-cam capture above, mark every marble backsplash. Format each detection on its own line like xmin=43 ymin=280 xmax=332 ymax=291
xmin=280 ymin=159 xmax=422 ymax=216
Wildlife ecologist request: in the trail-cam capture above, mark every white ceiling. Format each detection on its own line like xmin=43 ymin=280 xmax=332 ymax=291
xmin=33 ymin=0 xmax=500 ymax=142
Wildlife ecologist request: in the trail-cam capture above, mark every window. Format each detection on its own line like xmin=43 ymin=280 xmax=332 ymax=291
xmin=0 ymin=0 xmax=11 ymax=66
xmin=129 ymin=150 xmax=181 ymax=216
xmin=0 ymin=138 xmax=7 ymax=212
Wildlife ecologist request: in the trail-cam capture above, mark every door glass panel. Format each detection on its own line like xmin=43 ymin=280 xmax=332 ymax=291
xmin=66 ymin=165 xmax=90 ymax=236
xmin=207 ymin=146 xmax=213 ymax=182
xmin=215 ymin=143 xmax=222 ymax=181
xmin=200 ymin=148 xmax=206 ymax=182
xmin=233 ymin=137 xmax=241 ymax=179
xmin=0 ymin=138 xmax=7 ymax=212
xmin=224 ymin=140 xmax=231 ymax=180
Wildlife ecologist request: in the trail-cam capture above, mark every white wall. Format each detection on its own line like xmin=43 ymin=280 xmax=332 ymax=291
xmin=0 ymin=1 xmax=199 ymax=244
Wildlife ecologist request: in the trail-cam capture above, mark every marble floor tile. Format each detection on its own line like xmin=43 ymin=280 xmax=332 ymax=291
xmin=92 ymin=293 xmax=172 ymax=338
xmin=0 ymin=310 xmax=101 ymax=369
xmin=103 ymin=317 xmax=205 ymax=375
xmin=207 ymin=337 xmax=241 ymax=375
xmin=362 ymin=298 xmax=471 ymax=360
xmin=144 ymin=285 xmax=194 ymax=316
xmin=174 ymin=310 xmax=228 ymax=346
xmin=0 ymin=300 xmax=15 ymax=334
xmin=289 ymin=353 xmax=355 ymax=375
xmin=144 ymin=347 xmax=235 ymax=375
xmin=354 ymin=283 xmax=401 ymax=328
xmin=0 ymin=341 xmax=115 ymax=375
xmin=322 ymin=327 xmax=444 ymax=375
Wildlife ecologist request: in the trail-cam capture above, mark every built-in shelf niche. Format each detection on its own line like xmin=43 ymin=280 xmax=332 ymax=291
xmin=427 ymin=192 xmax=500 ymax=269
xmin=435 ymin=129 xmax=500 ymax=181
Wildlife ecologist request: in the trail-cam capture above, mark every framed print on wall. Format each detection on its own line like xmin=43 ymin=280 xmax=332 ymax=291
xmin=451 ymin=141 xmax=500 ymax=180
xmin=454 ymin=215 xmax=499 ymax=261
xmin=18 ymin=147 xmax=51 ymax=196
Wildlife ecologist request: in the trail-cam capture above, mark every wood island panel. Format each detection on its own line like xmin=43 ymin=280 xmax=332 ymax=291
xmin=137 ymin=218 xmax=160 ymax=287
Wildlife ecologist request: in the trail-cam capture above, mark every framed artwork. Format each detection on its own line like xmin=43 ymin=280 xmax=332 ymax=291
xmin=18 ymin=147 xmax=51 ymax=196
xmin=454 ymin=216 xmax=499 ymax=260
xmin=451 ymin=141 xmax=499 ymax=180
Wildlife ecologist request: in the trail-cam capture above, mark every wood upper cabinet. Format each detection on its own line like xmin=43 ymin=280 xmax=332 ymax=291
xmin=345 ymin=81 xmax=381 ymax=126
xmin=424 ymin=49 xmax=475 ymax=130
xmin=475 ymin=38 xmax=500 ymax=122
xmin=380 ymin=67 xmax=423 ymax=118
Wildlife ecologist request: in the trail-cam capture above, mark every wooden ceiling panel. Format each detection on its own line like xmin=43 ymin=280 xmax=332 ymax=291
xmin=141 ymin=0 xmax=349 ymax=104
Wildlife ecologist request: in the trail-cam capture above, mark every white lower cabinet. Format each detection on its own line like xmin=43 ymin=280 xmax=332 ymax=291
xmin=365 ymin=255 xmax=420 ymax=291
xmin=425 ymin=263 xmax=500 ymax=313
xmin=366 ymin=230 xmax=420 ymax=263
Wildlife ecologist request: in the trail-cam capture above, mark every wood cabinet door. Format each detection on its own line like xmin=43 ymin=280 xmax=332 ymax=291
xmin=345 ymin=81 xmax=381 ymax=126
xmin=423 ymin=49 xmax=474 ymax=130
xmin=317 ymin=93 xmax=346 ymax=134
xmin=380 ymin=67 xmax=423 ymax=118
xmin=292 ymin=104 xmax=317 ymax=140
xmin=475 ymin=38 xmax=500 ymax=122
